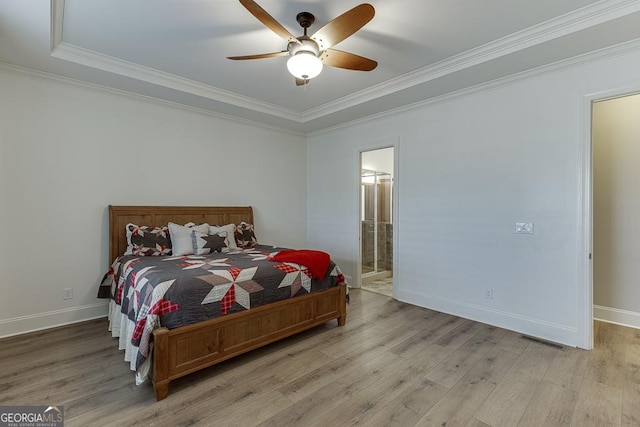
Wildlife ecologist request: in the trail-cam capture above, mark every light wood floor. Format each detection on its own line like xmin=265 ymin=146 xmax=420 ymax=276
xmin=361 ymin=277 xmax=393 ymax=297
xmin=1 ymin=289 xmax=639 ymax=426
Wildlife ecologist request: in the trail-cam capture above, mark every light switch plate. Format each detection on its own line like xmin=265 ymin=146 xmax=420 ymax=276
xmin=515 ymin=222 xmax=534 ymax=234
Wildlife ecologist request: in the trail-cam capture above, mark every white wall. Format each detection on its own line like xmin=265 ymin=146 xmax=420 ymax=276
xmin=307 ymin=48 xmax=640 ymax=347
xmin=593 ymin=93 xmax=640 ymax=328
xmin=0 ymin=69 xmax=307 ymax=337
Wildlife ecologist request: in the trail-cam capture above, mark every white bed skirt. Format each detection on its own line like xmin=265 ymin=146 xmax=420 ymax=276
xmin=108 ymin=299 xmax=152 ymax=385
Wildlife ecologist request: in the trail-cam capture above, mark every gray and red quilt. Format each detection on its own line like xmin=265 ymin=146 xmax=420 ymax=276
xmin=100 ymin=245 xmax=345 ymax=374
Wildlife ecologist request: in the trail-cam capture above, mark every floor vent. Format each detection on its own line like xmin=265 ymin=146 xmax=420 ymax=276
xmin=520 ymin=335 xmax=565 ymax=351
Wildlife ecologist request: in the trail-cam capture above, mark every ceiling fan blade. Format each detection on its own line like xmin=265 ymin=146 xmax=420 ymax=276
xmin=320 ymin=49 xmax=377 ymax=71
xmin=227 ymin=51 xmax=289 ymax=60
xmin=310 ymin=3 xmax=375 ymax=50
xmin=239 ymin=0 xmax=300 ymax=44
xmin=295 ymin=78 xmax=307 ymax=86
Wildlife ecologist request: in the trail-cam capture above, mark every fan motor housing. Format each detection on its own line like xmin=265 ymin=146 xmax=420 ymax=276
xmin=288 ymin=37 xmax=320 ymax=57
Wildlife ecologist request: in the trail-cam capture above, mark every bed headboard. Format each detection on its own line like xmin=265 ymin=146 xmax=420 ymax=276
xmin=109 ymin=205 xmax=254 ymax=262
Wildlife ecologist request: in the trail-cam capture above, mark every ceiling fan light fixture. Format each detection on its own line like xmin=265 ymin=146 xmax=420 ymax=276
xmin=287 ymin=52 xmax=323 ymax=80
xmin=230 ymin=1 xmax=376 ymax=86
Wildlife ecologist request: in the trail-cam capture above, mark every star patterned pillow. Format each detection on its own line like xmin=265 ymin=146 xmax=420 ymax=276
xmin=125 ymin=223 xmax=172 ymax=256
xmin=235 ymin=222 xmax=258 ymax=248
xmin=192 ymin=230 xmax=227 ymax=255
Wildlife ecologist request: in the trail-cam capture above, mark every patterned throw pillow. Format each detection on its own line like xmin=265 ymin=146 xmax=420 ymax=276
xmin=125 ymin=223 xmax=171 ymax=256
xmin=192 ymin=230 xmax=227 ymax=255
xmin=235 ymin=222 xmax=258 ymax=248
xmin=209 ymin=224 xmax=238 ymax=250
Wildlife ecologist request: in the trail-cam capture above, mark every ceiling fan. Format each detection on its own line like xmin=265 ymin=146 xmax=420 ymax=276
xmin=228 ymin=0 xmax=377 ymax=86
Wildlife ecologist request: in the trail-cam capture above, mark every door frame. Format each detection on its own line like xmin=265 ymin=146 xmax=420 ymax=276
xmin=356 ymin=140 xmax=399 ymax=296
xmin=578 ymin=86 xmax=640 ymax=350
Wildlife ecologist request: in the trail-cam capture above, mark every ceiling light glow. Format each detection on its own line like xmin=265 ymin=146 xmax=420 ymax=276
xmin=287 ymin=52 xmax=323 ymax=80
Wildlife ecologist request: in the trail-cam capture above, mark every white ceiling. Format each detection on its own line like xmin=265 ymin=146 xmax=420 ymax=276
xmin=2 ymin=0 xmax=640 ymax=133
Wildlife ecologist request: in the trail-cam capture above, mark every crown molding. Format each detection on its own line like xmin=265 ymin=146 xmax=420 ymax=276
xmin=4 ymin=36 xmax=640 ymax=138
xmin=308 ymin=37 xmax=640 ymax=137
xmin=51 ymin=42 xmax=303 ymax=123
xmin=50 ymin=0 xmax=302 ymax=122
xmin=50 ymin=0 xmax=308 ymax=123
xmin=51 ymin=0 xmax=640 ymax=130
xmin=303 ymin=0 xmax=640 ymax=121
xmin=48 ymin=0 xmax=640 ymax=127
xmin=0 ymin=61 xmax=305 ymax=137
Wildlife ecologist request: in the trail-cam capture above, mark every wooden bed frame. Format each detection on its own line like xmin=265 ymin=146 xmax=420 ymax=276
xmin=109 ymin=205 xmax=347 ymax=401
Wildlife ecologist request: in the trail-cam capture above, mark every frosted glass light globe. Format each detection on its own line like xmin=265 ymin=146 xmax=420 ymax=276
xmin=287 ymin=52 xmax=323 ymax=80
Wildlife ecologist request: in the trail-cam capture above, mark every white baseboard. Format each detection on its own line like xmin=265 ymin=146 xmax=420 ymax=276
xmin=0 ymin=303 xmax=110 ymax=339
xmin=395 ymin=288 xmax=578 ymax=348
xmin=594 ymin=305 xmax=640 ymax=329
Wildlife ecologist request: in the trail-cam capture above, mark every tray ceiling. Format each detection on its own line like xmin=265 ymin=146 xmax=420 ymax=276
xmin=2 ymin=0 xmax=640 ymax=132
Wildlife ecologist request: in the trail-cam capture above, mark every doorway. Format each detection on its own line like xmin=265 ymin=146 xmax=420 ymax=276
xmin=592 ymin=93 xmax=640 ymax=329
xmin=579 ymin=90 xmax=640 ymax=350
xmin=360 ymin=147 xmax=394 ymax=297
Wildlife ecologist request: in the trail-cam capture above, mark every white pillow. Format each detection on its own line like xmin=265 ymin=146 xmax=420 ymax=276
xmin=209 ymin=224 xmax=238 ymax=250
xmin=168 ymin=222 xmax=210 ymax=256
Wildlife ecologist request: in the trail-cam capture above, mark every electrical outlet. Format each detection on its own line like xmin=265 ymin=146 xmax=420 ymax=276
xmin=63 ymin=288 xmax=73 ymax=300
xmin=484 ymin=288 xmax=493 ymax=299
xmin=515 ymin=222 xmax=534 ymax=234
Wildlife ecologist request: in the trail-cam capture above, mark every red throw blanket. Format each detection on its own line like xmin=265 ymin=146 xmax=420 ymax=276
xmin=268 ymin=249 xmax=331 ymax=279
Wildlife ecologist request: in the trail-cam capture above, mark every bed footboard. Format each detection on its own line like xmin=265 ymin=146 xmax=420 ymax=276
xmin=151 ymin=282 xmax=347 ymax=400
